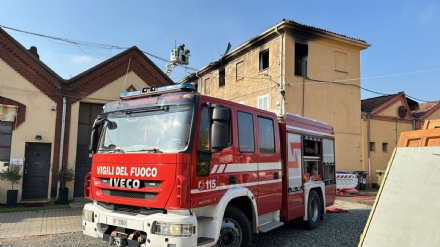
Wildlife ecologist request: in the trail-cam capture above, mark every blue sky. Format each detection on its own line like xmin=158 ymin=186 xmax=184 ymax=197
xmin=1 ymin=1 xmax=439 ymax=101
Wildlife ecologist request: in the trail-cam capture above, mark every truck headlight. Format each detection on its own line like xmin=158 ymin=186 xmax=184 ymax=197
xmin=154 ymin=222 xmax=193 ymax=237
xmin=82 ymin=209 xmax=94 ymax=222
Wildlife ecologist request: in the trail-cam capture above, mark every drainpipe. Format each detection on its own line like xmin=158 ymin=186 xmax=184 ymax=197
xmin=196 ymin=72 xmax=201 ymax=93
xmin=275 ymin=26 xmax=284 ymax=118
xmin=57 ymin=96 xmax=67 ymax=197
xmin=367 ymin=112 xmax=371 ymax=189
xmin=302 ymin=78 xmax=305 ymax=116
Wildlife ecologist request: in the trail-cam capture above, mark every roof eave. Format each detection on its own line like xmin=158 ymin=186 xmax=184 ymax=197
xmin=178 ymin=19 xmax=370 ymax=84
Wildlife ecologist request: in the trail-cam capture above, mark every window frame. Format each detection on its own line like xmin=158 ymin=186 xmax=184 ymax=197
xmin=369 ymin=142 xmax=376 ymax=152
xmin=236 ymin=61 xmax=244 ymax=81
xmin=237 ymin=111 xmax=255 ymax=153
xmin=294 ymin=42 xmax=308 ymax=77
xmin=204 ymin=77 xmax=211 ymax=94
xmin=0 ymin=121 xmax=13 ymax=165
xmin=382 ymin=142 xmax=388 ymax=152
xmin=257 ymin=116 xmax=275 ymax=153
xmin=219 ymin=68 xmax=225 ymax=87
xmin=257 ymin=94 xmax=269 ymax=111
xmin=259 ymin=49 xmax=269 ymax=71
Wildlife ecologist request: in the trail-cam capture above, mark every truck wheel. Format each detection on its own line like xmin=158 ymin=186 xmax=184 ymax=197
xmin=216 ymin=206 xmax=252 ymax=247
xmin=305 ymin=190 xmax=321 ymax=229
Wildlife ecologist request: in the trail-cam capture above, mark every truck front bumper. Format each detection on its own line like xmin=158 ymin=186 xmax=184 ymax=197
xmin=82 ymin=202 xmax=198 ymax=247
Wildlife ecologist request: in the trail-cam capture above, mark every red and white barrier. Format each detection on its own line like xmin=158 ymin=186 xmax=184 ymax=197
xmin=336 ymin=174 xmax=358 ymax=189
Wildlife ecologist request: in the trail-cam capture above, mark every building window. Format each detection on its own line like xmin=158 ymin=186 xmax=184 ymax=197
xmin=219 ymin=68 xmax=225 ymax=87
xmin=258 ymin=117 xmax=275 ymax=153
xmin=237 ymin=111 xmax=255 ymax=153
xmin=382 ymin=143 xmax=388 ymax=152
xmin=370 ymin=142 xmax=376 ymax=152
xmin=204 ymin=77 xmax=211 ymax=94
xmin=295 ymin=43 xmax=308 ymax=77
xmin=259 ymin=49 xmax=269 ymax=71
xmin=258 ymin=94 xmax=269 ymax=110
xmin=0 ymin=121 xmax=13 ymax=165
xmin=335 ymin=51 xmax=347 ymax=72
xmin=236 ymin=61 xmax=244 ymax=81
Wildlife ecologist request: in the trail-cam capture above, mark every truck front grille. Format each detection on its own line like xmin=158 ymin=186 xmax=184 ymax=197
xmin=102 ymin=189 xmax=157 ymax=200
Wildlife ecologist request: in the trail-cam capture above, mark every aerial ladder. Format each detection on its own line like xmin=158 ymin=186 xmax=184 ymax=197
xmin=165 ymin=44 xmax=190 ymax=76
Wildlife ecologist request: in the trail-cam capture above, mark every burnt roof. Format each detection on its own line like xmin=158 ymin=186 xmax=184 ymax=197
xmin=283 ymin=19 xmax=368 ymax=43
xmin=361 ymin=93 xmax=420 ymax=113
xmin=412 ymin=101 xmax=440 ymax=118
xmin=361 ymin=94 xmax=398 ymax=113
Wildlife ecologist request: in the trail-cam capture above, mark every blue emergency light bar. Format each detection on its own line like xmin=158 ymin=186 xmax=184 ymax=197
xmin=119 ymin=83 xmax=196 ymax=100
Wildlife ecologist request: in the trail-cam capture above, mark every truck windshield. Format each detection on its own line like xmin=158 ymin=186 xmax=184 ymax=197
xmin=97 ymin=105 xmax=193 ymax=153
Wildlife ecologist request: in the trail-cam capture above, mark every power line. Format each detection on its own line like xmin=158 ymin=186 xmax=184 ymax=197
xmin=1 ymin=25 xmax=437 ymax=102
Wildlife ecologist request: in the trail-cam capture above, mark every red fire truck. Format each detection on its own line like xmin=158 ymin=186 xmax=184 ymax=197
xmin=82 ymin=84 xmax=336 ymax=247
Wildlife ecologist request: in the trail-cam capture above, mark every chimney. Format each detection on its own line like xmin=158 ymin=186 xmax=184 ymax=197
xmin=28 ymin=46 xmax=39 ymax=59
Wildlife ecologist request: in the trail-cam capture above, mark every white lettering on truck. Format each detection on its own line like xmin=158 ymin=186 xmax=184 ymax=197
xmin=109 ymin=178 xmax=141 ymax=189
xmin=97 ymin=166 xmax=158 ymax=189
xmin=97 ymin=166 xmax=158 ymax=178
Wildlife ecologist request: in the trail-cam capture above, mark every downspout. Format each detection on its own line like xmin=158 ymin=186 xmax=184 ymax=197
xmin=57 ymin=96 xmax=67 ymax=197
xmin=302 ymin=78 xmax=305 ymax=116
xmin=367 ymin=112 xmax=371 ymax=189
xmin=196 ymin=72 xmax=201 ymax=93
xmin=275 ymin=26 xmax=284 ymax=118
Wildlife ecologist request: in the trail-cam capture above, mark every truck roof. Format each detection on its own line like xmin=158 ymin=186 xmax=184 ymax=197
xmin=284 ymin=113 xmax=334 ymax=138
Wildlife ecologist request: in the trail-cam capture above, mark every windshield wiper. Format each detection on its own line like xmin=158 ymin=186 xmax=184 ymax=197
xmin=126 ymin=148 xmax=163 ymax=153
xmin=99 ymin=147 xmax=125 ymax=153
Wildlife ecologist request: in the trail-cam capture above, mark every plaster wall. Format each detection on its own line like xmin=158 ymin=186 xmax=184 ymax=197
xmin=0 ymin=58 xmax=57 ymax=203
xmin=284 ymin=35 xmax=363 ymax=172
xmin=197 ymin=37 xmax=281 ymax=114
xmin=425 ymin=109 xmax=440 ymax=121
xmin=196 ymin=33 xmax=365 ymax=173
xmin=377 ymin=101 xmax=403 ymax=117
xmin=361 ymin=118 xmax=413 ymax=183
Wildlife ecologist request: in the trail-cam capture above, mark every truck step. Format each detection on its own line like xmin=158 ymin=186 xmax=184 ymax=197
xmin=197 ymin=216 xmax=214 ymax=223
xmin=259 ymin=221 xmax=284 ymax=233
xmin=197 ymin=237 xmax=215 ymax=246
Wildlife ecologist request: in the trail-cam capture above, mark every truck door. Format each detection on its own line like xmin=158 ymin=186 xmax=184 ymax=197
xmin=236 ymin=111 xmax=259 ymax=199
xmin=256 ymin=116 xmax=282 ymax=215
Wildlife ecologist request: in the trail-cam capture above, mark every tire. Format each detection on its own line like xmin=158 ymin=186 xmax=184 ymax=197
xmin=305 ymin=190 xmax=322 ymax=229
xmin=215 ymin=206 xmax=252 ymax=247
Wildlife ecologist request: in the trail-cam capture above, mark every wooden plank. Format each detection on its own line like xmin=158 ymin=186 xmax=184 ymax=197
xmin=398 ymin=128 xmax=440 ymax=147
xmin=358 ymin=147 xmax=440 ymax=247
xmin=423 ymin=119 xmax=440 ymax=129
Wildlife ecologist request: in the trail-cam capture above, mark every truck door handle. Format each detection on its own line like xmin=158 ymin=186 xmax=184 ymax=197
xmin=228 ymin=175 xmax=236 ymax=185
xmin=274 ymin=172 xmax=279 ymax=179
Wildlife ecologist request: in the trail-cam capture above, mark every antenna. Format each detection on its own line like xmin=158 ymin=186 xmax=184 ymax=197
xmin=223 ymin=42 xmax=231 ymax=57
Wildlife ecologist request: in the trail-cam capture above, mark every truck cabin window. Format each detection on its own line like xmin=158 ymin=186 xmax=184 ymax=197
xmin=97 ymin=105 xmax=193 ymax=153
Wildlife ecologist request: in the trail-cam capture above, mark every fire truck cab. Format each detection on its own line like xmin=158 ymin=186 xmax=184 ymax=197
xmin=82 ymin=84 xmax=336 ymax=247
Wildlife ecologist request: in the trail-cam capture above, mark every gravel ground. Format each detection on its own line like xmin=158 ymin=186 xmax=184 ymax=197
xmin=0 ymin=200 xmax=371 ymax=247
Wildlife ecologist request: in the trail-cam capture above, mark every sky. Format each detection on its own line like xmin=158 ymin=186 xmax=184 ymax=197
xmin=1 ymin=0 xmax=439 ymax=102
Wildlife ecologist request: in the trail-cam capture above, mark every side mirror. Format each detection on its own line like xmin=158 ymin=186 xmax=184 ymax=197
xmin=89 ymin=129 xmax=98 ymax=153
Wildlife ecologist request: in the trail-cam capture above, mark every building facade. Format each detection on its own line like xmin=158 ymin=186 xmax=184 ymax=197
xmin=179 ymin=19 xmax=370 ymax=173
xmin=360 ymin=92 xmax=419 ymax=186
xmin=0 ymin=27 xmax=172 ymax=203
